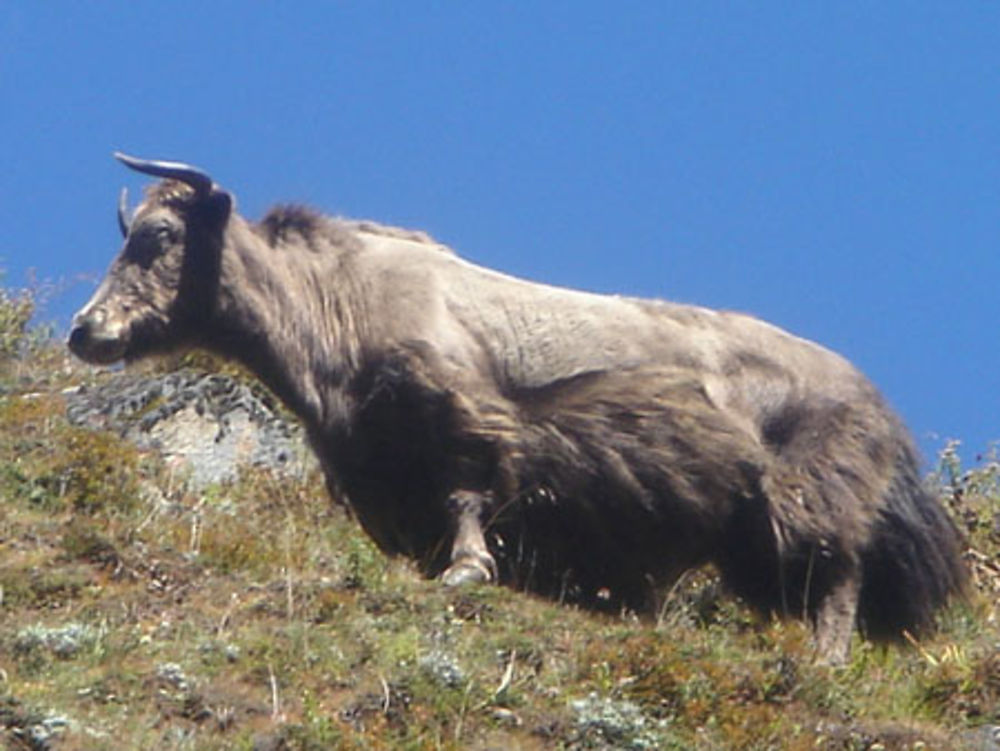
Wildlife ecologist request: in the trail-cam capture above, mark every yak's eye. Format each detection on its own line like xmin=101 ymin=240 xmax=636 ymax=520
xmin=133 ymin=220 xmax=179 ymax=244
xmin=153 ymin=221 xmax=180 ymax=243
xmin=126 ymin=220 xmax=180 ymax=268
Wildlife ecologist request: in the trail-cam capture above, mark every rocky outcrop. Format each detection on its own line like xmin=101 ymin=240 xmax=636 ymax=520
xmin=65 ymin=370 xmax=313 ymax=487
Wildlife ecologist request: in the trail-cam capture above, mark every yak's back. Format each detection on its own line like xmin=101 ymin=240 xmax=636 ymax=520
xmin=338 ymin=220 xmax=874 ymax=433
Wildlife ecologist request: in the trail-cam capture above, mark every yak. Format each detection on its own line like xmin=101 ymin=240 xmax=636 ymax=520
xmin=69 ymin=153 xmax=967 ymax=664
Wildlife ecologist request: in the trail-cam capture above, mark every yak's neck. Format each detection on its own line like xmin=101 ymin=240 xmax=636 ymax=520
xmin=206 ymin=219 xmax=365 ymax=432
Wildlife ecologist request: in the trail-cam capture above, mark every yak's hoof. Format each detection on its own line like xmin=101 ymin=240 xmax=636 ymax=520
xmin=813 ymin=647 xmax=851 ymax=668
xmin=441 ymin=555 xmax=496 ymax=587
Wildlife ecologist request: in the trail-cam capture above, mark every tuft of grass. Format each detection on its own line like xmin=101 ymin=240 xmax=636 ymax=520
xmin=0 ymin=280 xmax=35 ymax=360
xmin=0 ymin=391 xmax=142 ymax=515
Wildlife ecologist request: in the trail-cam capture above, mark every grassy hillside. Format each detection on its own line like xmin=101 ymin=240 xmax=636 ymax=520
xmin=1 ymin=292 xmax=998 ymax=750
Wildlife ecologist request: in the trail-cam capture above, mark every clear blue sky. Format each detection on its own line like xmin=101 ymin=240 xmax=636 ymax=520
xmin=1 ymin=3 xmax=996 ymax=464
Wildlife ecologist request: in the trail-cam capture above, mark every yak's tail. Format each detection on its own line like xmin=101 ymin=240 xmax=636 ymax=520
xmin=858 ymin=441 xmax=968 ymax=641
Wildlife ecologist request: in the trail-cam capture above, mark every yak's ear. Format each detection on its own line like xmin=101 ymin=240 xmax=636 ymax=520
xmin=203 ymin=189 xmax=234 ymax=224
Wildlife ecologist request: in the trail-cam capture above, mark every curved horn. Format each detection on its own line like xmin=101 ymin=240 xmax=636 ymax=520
xmin=113 ymin=152 xmax=213 ymax=196
xmin=117 ymin=187 xmax=131 ymax=237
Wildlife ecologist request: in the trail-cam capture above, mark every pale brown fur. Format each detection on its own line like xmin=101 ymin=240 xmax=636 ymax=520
xmin=70 ymin=165 xmax=968 ymax=664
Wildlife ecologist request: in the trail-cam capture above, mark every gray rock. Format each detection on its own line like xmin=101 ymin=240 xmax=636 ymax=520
xmin=960 ymin=725 xmax=1000 ymax=751
xmin=65 ymin=370 xmax=314 ymax=487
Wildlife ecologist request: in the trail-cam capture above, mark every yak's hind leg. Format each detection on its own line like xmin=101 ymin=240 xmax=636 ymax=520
xmin=760 ymin=396 xmax=886 ymax=665
xmin=441 ymin=490 xmax=499 ymax=586
xmin=814 ymin=564 xmax=861 ymax=666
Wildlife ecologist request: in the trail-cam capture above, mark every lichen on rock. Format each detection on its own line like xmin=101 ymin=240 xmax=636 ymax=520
xmin=65 ymin=370 xmax=314 ymax=487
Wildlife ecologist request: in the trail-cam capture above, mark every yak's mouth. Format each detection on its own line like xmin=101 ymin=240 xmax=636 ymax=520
xmin=67 ymin=324 xmax=128 ymax=364
xmin=68 ymin=311 xmax=180 ymax=365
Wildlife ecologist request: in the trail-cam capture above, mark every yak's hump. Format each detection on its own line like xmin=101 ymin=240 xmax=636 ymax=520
xmin=258 ymin=205 xmax=448 ymax=253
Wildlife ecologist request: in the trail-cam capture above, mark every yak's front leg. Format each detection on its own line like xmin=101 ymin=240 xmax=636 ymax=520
xmin=441 ymin=489 xmax=498 ymax=586
xmin=814 ymin=566 xmax=861 ymax=666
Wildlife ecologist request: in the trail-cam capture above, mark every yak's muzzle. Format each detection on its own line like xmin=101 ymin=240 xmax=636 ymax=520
xmin=67 ymin=311 xmax=127 ymax=364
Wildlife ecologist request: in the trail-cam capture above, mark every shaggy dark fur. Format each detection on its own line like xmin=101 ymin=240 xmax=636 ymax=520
xmin=334 ymin=349 xmax=964 ymax=640
xmin=70 ymin=157 xmax=968 ymax=664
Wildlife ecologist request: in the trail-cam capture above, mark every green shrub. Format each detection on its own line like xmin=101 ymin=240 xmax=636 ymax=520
xmin=0 ymin=393 xmax=141 ymax=513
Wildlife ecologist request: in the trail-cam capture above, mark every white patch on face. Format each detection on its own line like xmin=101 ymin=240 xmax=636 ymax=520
xmin=74 ymin=275 xmax=113 ymax=324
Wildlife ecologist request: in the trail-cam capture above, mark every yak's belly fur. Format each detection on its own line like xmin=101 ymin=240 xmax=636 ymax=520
xmin=320 ymin=353 xmax=944 ymax=636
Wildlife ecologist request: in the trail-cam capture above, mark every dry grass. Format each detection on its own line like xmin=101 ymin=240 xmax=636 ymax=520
xmin=1 ymin=300 xmax=998 ymax=750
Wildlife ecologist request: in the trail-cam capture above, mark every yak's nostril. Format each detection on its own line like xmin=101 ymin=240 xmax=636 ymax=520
xmin=67 ymin=323 xmax=91 ymax=352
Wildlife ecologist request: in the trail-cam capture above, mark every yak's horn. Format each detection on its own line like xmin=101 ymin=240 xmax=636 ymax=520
xmin=113 ymin=152 xmax=214 ymax=196
xmin=117 ymin=187 xmax=130 ymax=237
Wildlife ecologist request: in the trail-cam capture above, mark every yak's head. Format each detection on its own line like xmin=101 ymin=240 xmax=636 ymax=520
xmin=68 ymin=154 xmax=233 ymax=364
